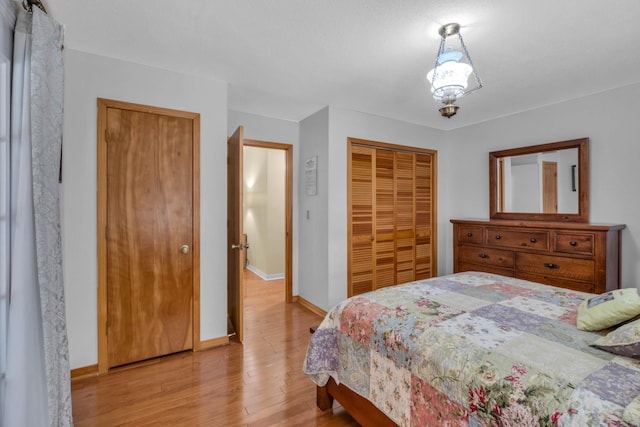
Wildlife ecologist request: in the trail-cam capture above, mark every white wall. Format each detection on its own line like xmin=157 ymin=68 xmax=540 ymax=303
xmin=266 ymin=149 xmax=286 ymax=275
xmin=243 ymin=147 xmax=285 ymax=277
xmin=62 ymin=50 xmax=228 ymax=369
xmin=511 ymin=163 xmax=540 ymax=212
xmin=447 ymin=83 xmax=640 ymax=288
xmin=554 ymin=148 xmax=579 ymax=213
xmin=243 ymin=147 xmax=269 ymax=272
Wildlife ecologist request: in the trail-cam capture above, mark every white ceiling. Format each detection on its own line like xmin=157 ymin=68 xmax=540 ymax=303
xmin=47 ymin=0 xmax=640 ymax=130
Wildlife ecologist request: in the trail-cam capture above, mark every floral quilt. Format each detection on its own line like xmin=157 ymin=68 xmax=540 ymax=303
xmin=303 ymin=272 xmax=640 ymax=426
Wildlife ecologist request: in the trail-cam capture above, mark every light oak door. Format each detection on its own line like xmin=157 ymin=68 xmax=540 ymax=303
xmin=105 ymin=106 xmax=194 ymax=368
xmin=349 ymin=146 xmax=376 ymax=296
xmin=542 ymin=161 xmax=558 ymax=213
xmin=375 ymin=150 xmax=395 ymax=289
xmin=394 ymin=152 xmax=416 ymax=284
xmin=227 ymin=126 xmax=245 ymax=342
xmin=415 ymin=153 xmax=434 ymax=280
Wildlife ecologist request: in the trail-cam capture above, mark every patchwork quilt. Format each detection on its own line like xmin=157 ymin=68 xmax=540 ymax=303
xmin=303 ymin=272 xmax=640 ymax=426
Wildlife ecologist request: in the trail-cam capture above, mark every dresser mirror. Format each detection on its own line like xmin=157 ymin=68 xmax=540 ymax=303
xmin=489 ymin=138 xmax=589 ymax=222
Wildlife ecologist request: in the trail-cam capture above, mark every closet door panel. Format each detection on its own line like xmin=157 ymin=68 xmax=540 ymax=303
xmin=349 ymin=146 xmax=375 ymax=295
xmin=415 ymin=154 xmax=433 ymax=279
xmin=394 ymin=152 xmax=416 ymax=284
xmin=375 ymin=150 xmax=396 ymax=289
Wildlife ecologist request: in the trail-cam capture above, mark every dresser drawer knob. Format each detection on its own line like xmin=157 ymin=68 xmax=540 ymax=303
xmin=467 ymin=232 xmax=473 ymax=237
xmin=495 ymin=235 xmax=501 ymax=240
xmin=544 ymin=263 xmax=560 ymax=269
xmin=569 ymin=241 xmax=577 ymax=246
xmin=479 ymin=253 xmax=489 ymax=259
xmin=530 ymin=238 xmax=537 ymax=243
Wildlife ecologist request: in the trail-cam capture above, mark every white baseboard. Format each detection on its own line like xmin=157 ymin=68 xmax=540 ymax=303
xmin=246 ymin=264 xmax=284 ymax=281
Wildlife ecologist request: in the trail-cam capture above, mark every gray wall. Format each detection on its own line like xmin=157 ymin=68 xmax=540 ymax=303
xmin=298 ymin=108 xmax=330 ymax=309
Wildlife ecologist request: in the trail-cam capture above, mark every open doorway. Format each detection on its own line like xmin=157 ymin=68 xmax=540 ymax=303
xmin=227 ymin=135 xmax=293 ymax=342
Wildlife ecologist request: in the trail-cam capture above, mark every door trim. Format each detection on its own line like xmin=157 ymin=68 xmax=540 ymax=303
xmin=96 ymin=98 xmax=201 ymax=373
xmin=244 ymin=139 xmax=294 ymax=303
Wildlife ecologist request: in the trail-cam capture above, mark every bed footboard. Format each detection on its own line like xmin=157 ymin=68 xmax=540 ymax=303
xmin=316 ymin=377 xmax=397 ymax=427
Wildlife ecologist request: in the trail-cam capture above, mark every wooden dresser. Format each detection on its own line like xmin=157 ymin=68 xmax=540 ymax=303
xmin=451 ymin=219 xmax=625 ymax=293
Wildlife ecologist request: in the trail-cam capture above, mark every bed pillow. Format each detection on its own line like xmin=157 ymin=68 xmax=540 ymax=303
xmin=576 ymin=288 xmax=640 ymax=331
xmin=623 ymin=395 xmax=640 ymax=425
xmin=591 ymin=317 xmax=640 ymax=358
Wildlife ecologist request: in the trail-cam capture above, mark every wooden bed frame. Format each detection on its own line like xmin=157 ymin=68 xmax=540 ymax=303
xmin=310 ymin=326 xmax=397 ymax=426
xmin=316 ymin=377 xmax=397 ymax=427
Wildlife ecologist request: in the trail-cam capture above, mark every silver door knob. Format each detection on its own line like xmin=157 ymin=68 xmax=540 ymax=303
xmin=231 ymin=243 xmax=244 ymax=250
xmin=180 ymin=245 xmax=190 ymax=254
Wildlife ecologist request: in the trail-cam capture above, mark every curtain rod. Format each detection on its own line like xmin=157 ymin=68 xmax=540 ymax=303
xmin=22 ymin=0 xmax=48 ymax=14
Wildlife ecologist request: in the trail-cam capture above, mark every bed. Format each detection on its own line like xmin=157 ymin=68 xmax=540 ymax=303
xmin=303 ymin=272 xmax=640 ymax=426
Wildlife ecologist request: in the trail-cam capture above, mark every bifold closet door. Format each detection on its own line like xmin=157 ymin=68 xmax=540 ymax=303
xmin=348 ymin=142 xmax=436 ymax=297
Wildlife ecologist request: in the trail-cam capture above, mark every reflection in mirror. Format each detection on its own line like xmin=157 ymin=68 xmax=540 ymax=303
xmin=498 ymin=148 xmax=578 ymax=214
xmin=489 ymin=138 xmax=589 ymax=222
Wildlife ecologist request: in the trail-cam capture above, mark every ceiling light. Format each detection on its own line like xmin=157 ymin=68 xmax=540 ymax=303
xmin=427 ymin=23 xmax=482 ymax=118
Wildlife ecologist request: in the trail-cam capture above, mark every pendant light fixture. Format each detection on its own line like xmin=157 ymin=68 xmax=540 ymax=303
xmin=427 ymin=23 xmax=482 ymax=118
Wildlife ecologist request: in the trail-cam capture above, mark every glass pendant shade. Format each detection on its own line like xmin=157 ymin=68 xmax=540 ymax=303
xmin=426 ymin=51 xmax=473 ymax=101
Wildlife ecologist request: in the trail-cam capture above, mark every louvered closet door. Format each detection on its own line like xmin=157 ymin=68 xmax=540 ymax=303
xmin=375 ymin=150 xmax=395 ymax=288
xmin=394 ymin=152 xmax=416 ymax=284
xmin=349 ymin=146 xmax=375 ymax=296
xmin=415 ymin=154 xmax=433 ymax=279
xmin=348 ymin=140 xmax=437 ymax=297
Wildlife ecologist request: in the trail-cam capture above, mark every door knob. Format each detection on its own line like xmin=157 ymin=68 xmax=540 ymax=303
xmin=180 ymin=245 xmax=190 ymax=254
xmin=231 ymin=243 xmax=244 ymax=250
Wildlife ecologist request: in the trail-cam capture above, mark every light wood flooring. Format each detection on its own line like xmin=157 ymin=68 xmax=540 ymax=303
xmin=71 ymin=270 xmax=359 ymax=426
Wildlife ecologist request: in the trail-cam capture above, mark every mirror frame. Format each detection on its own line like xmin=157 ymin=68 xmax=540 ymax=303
xmin=489 ymin=137 xmax=589 ymax=222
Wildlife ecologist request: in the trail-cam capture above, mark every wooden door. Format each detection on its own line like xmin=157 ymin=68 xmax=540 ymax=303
xmin=375 ymin=150 xmax=395 ymax=288
xmin=105 ymin=107 xmax=194 ymax=368
xmin=542 ymin=161 xmax=558 ymax=213
xmin=394 ymin=152 xmax=416 ymax=284
xmin=227 ymin=126 xmax=245 ymax=342
xmin=348 ymin=138 xmax=438 ymax=297
xmin=415 ymin=154 xmax=434 ymax=279
xmin=348 ymin=145 xmax=375 ymax=296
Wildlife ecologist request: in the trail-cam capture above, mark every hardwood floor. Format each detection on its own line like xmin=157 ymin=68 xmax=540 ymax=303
xmin=71 ymin=270 xmax=359 ymax=426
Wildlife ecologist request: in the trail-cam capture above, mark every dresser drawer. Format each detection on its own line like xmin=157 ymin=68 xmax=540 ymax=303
xmin=554 ymin=232 xmax=594 ymax=255
xmin=457 ymin=262 xmax=515 ymax=278
xmin=516 ymin=272 xmax=595 ymax=293
xmin=458 ymin=246 xmax=514 ymax=269
xmin=457 ymin=225 xmax=483 ymax=244
xmin=515 ymin=253 xmax=594 ymax=282
xmin=486 ymin=228 xmax=549 ymax=251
